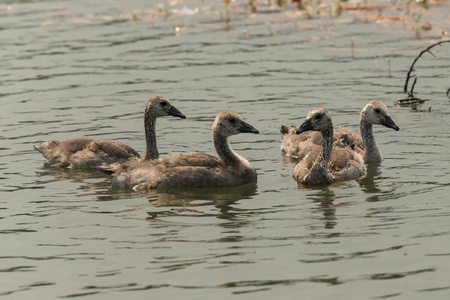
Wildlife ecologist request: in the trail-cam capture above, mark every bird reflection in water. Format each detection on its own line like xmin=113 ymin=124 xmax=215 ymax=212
xmin=145 ymin=182 xmax=258 ymax=222
xmin=357 ymin=162 xmax=397 ymax=202
xmin=300 ymin=186 xmax=337 ymax=230
xmin=358 ymin=163 xmax=383 ymax=194
xmin=35 ymin=164 xmax=111 ymax=193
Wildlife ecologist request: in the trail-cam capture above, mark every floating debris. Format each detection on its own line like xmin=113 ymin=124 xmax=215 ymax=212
xmin=396 ymin=77 xmax=430 ymax=108
xmin=395 ymin=96 xmax=430 ymax=108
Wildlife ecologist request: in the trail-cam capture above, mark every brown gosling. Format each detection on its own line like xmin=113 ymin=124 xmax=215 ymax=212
xmin=281 ymin=100 xmax=399 ymax=164
xmin=293 ymin=109 xmax=366 ymax=185
xmin=34 ymin=95 xmax=185 ymax=168
xmin=98 ymin=111 xmax=259 ymax=191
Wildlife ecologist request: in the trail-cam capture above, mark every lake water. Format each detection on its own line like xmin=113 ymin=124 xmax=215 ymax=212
xmin=1 ymin=0 xmax=449 ymax=299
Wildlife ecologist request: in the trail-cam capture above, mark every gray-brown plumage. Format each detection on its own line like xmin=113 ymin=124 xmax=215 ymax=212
xmin=293 ymin=109 xmax=366 ymax=185
xmin=140 ymin=95 xmax=186 ymax=161
xmin=34 ymin=138 xmax=141 ymax=168
xmin=281 ymin=100 xmax=399 ymax=164
xmin=98 ymin=111 xmax=259 ymax=191
xmin=34 ymin=95 xmax=185 ymax=168
xmin=357 ymin=100 xmax=399 ymax=163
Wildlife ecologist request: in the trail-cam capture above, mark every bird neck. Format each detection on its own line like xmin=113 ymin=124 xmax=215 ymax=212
xmin=213 ymin=131 xmax=241 ymax=166
xmin=360 ymin=120 xmax=381 ymax=163
xmin=143 ymin=116 xmax=159 ymax=161
xmin=308 ymin=126 xmax=333 ymax=183
xmin=317 ymin=126 xmax=334 ymax=170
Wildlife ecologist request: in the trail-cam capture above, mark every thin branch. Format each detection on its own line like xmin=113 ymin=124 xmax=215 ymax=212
xmin=403 ymin=40 xmax=450 ymax=94
xmin=427 ymin=50 xmax=435 ymax=57
xmin=409 ymin=77 xmax=417 ymax=97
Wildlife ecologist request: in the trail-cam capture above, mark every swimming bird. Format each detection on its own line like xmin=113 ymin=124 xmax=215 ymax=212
xmin=293 ymin=109 xmax=366 ymax=185
xmin=34 ymin=95 xmax=186 ymax=168
xmin=281 ymin=100 xmax=399 ymax=164
xmin=98 ymin=111 xmax=259 ymax=191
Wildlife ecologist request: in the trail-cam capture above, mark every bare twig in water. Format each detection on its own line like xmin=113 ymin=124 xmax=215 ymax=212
xmin=397 ymin=40 xmax=450 ymax=108
xmin=396 ymin=76 xmax=430 ymax=107
xmin=410 ymin=77 xmax=417 ymax=95
xmin=395 ymin=97 xmax=429 ymax=108
xmin=403 ymin=40 xmax=450 ymax=95
xmin=447 ymin=87 xmax=450 ymax=99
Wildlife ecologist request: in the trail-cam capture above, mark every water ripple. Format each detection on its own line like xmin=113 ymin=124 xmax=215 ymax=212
xmin=1 ymin=1 xmax=449 ymax=299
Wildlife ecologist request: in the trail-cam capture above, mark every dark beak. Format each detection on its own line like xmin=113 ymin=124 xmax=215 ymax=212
xmin=168 ymin=106 xmax=186 ymax=119
xmin=241 ymin=121 xmax=259 ymax=134
xmin=381 ymin=116 xmax=399 ymax=131
xmin=296 ymin=119 xmax=313 ymax=134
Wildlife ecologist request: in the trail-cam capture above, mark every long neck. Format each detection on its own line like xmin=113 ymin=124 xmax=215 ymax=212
xmin=213 ymin=131 xmax=241 ymax=166
xmin=360 ymin=120 xmax=381 ymax=163
xmin=143 ymin=116 xmax=159 ymax=160
xmin=312 ymin=126 xmax=333 ymax=176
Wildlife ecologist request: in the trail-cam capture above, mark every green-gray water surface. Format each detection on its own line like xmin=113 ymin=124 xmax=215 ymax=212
xmin=1 ymin=0 xmax=449 ymax=299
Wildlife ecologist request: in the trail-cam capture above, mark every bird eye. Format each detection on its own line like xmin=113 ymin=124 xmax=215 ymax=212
xmin=374 ymin=108 xmax=381 ymax=113
xmin=315 ymin=115 xmax=322 ymax=120
xmin=161 ymin=101 xmax=167 ymax=107
xmin=229 ymin=118 xmax=236 ymax=123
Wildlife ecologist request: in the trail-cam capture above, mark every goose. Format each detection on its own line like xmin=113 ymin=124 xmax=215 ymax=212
xmin=281 ymin=100 xmax=399 ymax=164
xmin=34 ymin=95 xmax=185 ymax=168
xmin=98 ymin=111 xmax=259 ymax=191
xmin=293 ymin=109 xmax=366 ymax=185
